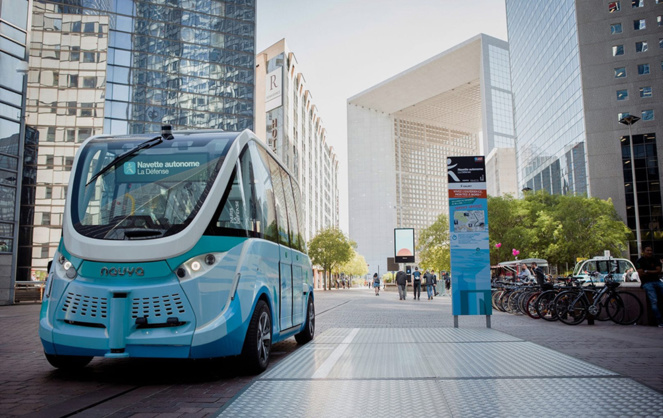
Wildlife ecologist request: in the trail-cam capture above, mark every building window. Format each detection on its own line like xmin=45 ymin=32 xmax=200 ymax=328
xmin=617 ymin=89 xmax=629 ymax=100
xmin=642 ymin=109 xmax=654 ymax=120
xmin=634 ymin=19 xmax=646 ymax=30
xmin=68 ymin=74 xmax=78 ymax=87
xmin=615 ymin=67 xmax=627 ymax=77
xmin=640 ymin=86 xmax=653 ymax=98
xmin=78 ymin=128 xmax=91 ymax=141
xmin=64 ymin=157 xmax=74 ymax=171
xmin=66 ymin=129 xmax=75 ymax=142
xmin=611 ymin=23 xmax=623 ymax=34
xmin=636 ymin=41 xmax=648 ymax=52
xmin=638 ymin=63 xmax=651 ymax=74
xmin=40 ymin=245 xmax=49 ymax=259
xmin=45 ymin=156 xmax=54 ymax=169
xmin=42 ymin=213 xmax=51 ymax=226
xmin=82 ymin=77 xmax=96 ymax=88
xmin=46 ymin=127 xmax=55 ymax=141
xmin=609 ymin=1 xmax=621 ymax=12
xmin=618 ymin=112 xmax=631 ymax=121
xmin=67 ymin=101 xmax=76 ymax=116
xmin=80 ymin=103 xmax=93 ymax=117
xmin=83 ymin=52 xmax=96 ymax=63
xmin=632 ymin=0 xmax=644 ymax=6
xmin=613 ymin=44 xmax=625 ymax=55
xmin=70 ymin=46 xmax=79 ymax=61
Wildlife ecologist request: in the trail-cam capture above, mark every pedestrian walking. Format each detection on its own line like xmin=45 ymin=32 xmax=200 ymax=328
xmin=432 ymin=269 xmax=439 ymax=296
xmin=395 ymin=269 xmax=408 ymax=300
xmin=635 ymin=245 xmax=663 ymax=327
xmin=424 ymin=270 xmax=436 ymax=300
xmin=443 ymin=271 xmax=450 ymax=296
xmin=412 ymin=267 xmax=422 ymax=300
xmin=373 ymin=273 xmax=381 ymax=296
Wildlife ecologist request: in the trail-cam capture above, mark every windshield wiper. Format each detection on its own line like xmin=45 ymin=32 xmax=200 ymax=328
xmin=86 ymin=135 xmax=163 ymax=187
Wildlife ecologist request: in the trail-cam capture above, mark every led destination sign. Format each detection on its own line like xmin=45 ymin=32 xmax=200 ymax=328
xmin=116 ymin=154 xmax=209 ymax=183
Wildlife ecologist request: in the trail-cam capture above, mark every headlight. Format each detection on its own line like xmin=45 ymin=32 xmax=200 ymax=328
xmin=175 ymin=252 xmax=226 ymax=282
xmin=54 ymin=252 xmax=78 ymax=280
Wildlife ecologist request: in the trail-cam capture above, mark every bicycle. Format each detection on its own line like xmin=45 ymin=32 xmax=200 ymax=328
xmin=554 ymin=271 xmax=643 ymax=325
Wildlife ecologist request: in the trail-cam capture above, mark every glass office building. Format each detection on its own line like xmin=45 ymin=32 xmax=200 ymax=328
xmin=0 ymin=0 xmax=33 ymax=304
xmin=25 ymin=0 xmax=256 ymax=276
xmin=506 ymin=0 xmax=587 ymax=196
xmin=506 ymin=0 xmax=663 ymax=257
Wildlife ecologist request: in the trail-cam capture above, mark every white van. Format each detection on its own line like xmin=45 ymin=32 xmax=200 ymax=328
xmin=572 ymin=256 xmax=636 ymax=283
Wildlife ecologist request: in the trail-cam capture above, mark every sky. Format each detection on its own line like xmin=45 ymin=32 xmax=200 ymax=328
xmin=256 ymin=0 xmax=508 ymax=233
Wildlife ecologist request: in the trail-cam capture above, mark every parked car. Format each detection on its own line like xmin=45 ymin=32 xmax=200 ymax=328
xmin=572 ymin=256 xmax=635 ymax=283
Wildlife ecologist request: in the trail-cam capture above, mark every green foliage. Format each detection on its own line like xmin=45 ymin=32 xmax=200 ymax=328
xmin=487 ymin=191 xmax=631 ymax=267
xmin=337 ymin=249 xmax=369 ymax=277
xmin=308 ymin=227 xmax=354 ymax=290
xmin=382 ymin=272 xmax=394 ymax=283
xmin=417 ymin=213 xmax=450 ymax=272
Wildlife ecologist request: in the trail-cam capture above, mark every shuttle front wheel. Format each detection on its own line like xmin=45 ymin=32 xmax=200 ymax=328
xmin=242 ymin=300 xmax=271 ymax=374
xmin=45 ymin=353 xmax=93 ymax=369
xmin=295 ymin=296 xmax=315 ymax=344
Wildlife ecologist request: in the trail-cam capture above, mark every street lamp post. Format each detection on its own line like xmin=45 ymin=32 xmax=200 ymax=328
xmin=619 ymin=115 xmax=641 ymax=257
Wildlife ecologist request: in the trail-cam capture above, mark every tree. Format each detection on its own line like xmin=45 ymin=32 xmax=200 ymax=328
xmin=487 ymin=191 xmax=631 ymax=271
xmin=308 ymin=227 xmax=353 ymax=290
xmin=338 ymin=249 xmax=369 ymax=278
xmin=416 ymin=213 xmax=450 ymax=272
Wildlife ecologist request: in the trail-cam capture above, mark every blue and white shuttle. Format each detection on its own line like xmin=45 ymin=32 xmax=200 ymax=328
xmin=39 ymin=128 xmax=315 ymax=373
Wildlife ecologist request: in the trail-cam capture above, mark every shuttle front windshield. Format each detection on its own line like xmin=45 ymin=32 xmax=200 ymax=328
xmin=70 ymin=133 xmax=235 ymax=240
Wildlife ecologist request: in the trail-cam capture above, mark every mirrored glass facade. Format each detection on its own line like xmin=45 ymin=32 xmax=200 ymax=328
xmin=0 ymin=0 xmax=33 ymax=304
xmin=506 ymin=0 xmax=587 ymax=196
xmin=25 ymin=0 xmax=255 ymax=275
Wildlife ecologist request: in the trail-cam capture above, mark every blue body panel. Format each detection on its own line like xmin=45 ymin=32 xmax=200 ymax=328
xmin=40 ymin=236 xmax=314 ymax=360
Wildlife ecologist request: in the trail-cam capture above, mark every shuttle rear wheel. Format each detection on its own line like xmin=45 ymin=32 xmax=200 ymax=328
xmin=295 ymin=296 xmax=315 ymax=344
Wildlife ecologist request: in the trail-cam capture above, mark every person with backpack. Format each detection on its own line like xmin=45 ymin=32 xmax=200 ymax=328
xmin=443 ymin=271 xmax=451 ymax=296
xmin=412 ymin=267 xmax=422 ymax=300
xmin=424 ymin=269 xmax=436 ymax=300
xmin=373 ymin=273 xmax=380 ymax=296
xmin=395 ymin=269 xmax=408 ymax=300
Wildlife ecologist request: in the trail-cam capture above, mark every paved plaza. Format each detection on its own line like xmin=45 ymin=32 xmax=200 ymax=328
xmin=1 ymin=287 xmax=662 ymax=416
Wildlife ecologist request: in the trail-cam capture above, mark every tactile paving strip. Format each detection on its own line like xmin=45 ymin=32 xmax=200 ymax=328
xmin=217 ymin=378 xmax=663 ymax=417
xmin=313 ymin=327 xmax=521 ymax=344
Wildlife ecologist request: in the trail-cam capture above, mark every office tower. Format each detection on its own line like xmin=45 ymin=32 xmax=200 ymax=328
xmin=24 ymin=0 xmax=256 ymax=277
xmin=0 ymin=0 xmax=33 ymax=304
xmin=506 ymin=0 xmax=663 ymax=257
xmin=347 ymin=34 xmax=516 ymax=274
xmin=255 ymin=39 xmax=340 ymax=245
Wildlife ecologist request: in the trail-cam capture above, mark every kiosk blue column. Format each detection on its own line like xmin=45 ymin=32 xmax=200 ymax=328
xmin=447 ymin=156 xmax=492 ymax=327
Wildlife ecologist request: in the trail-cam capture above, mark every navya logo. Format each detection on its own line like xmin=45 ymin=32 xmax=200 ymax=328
xmin=124 ymin=162 xmax=137 ymax=175
xmin=101 ymin=267 xmax=145 ymax=277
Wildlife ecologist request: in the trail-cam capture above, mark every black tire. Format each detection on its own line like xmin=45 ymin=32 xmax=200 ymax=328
xmin=556 ymin=291 xmax=587 ymax=325
xmin=536 ymin=290 xmax=558 ymax=321
xmin=525 ymin=292 xmax=541 ymax=319
xmin=295 ymin=296 xmax=315 ymax=344
xmin=242 ymin=300 xmax=272 ymax=374
xmin=607 ymin=291 xmax=643 ymax=325
xmin=45 ymin=353 xmax=93 ymax=369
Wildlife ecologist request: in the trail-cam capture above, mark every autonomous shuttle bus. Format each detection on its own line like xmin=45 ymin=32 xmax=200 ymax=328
xmin=39 ymin=128 xmax=315 ymax=373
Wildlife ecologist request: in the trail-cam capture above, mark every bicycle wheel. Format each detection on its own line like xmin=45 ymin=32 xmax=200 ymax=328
xmin=525 ymin=292 xmax=541 ymax=319
xmin=556 ymin=291 xmax=587 ymax=325
xmin=593 ymin=291 xmax=611 ymax=321
xmin=507 ymin=291 xmax=523 ymax=314
xmin=491 ymin=290 xmax=501 ymax=310
xmin=535 ymin=290 xmax=558 ymax=322
xmin=607 ymin=291 xmax=643 ymax=325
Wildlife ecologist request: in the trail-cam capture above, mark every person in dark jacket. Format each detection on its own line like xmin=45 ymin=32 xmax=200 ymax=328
xmin=636 ymin=245 xmax=663 ymax=327
xmin=531 ymin=262 xmax=546 ymax=287
xmin=424 ymin=270 xmax=436 ymax=300
xmin=395 ymin=270 xmax=408 ymax=300
xmin=412 ymin=267 xmax=422 ymax=300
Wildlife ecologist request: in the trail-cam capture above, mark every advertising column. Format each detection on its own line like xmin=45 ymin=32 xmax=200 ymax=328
xmin=447 ymin=156 xmax=492 ymax=325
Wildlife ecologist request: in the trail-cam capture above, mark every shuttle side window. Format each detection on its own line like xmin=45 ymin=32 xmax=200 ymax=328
xmin=209 ymin=147 xmax=255 ymax=237
xmin=269 ymin=161 xmax=290 ymax=247
xmin=249 ymin=142 xmax=278 ymax=243
xmin=290 ymin=178 xmax=306 ymax=252
xmin=283 ymin=172 xmax=300 ymax=251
